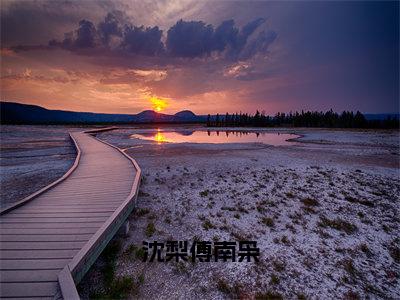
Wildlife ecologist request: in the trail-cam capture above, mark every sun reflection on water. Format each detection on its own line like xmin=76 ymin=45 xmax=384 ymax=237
xmin=154 ymin=130 xmax=168 ymax=144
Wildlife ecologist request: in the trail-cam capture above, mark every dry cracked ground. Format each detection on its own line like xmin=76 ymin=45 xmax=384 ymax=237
xmin=78 ymin=128 xmax=400 ymax=300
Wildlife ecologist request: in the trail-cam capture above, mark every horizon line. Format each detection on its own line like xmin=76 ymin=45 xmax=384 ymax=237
xmin=1 ymin=100 xmax=399 ymax=116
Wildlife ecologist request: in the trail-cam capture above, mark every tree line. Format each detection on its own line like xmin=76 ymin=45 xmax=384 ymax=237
xmin=206 ymin=110 xmax=399 ymax=129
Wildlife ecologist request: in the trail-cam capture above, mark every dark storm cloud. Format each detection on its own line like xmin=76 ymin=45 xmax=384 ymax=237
xmin=239 ymin=30 xmax=277 ymax=60
xmin=48 ymin=13 xmax=121 ymax=50
xmin=166 ymin=20 xmax=214 ymax=57
xmin=8 ymin=12 xmax=276 ymax=61
xmin=122 ymin=25 xmax=164 ymax=55
xmin=165 ymin=18 xmax=275 ymax=59
xmin=75 ymin=20 xmax=98 ymax=48
xmin=98 ymin=12 xmax=123 ymax=45
xmin=213 ymin=20 xmax=238 ymax=51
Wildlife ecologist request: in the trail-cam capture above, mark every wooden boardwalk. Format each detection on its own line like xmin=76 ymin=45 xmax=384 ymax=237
xmin=0 ymin=129 xmax=141 ymax=299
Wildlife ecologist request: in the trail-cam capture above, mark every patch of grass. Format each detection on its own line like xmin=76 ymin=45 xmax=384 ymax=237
xmin=145 ymin=222 xmax=156 ymax=237
xmin=174 ymin=261 xmax=189 ymax=274
xmin=255 ymin=291 xmax=283 ymax=300
xmin=303 ymin=256 xmax=314 ymax=269
xmin=270 ymin=274 xmax=280 ymax=285
xmin=216 ymin=278 xmax=242 ymax=297
xmin=285 ymin=192 xmax=295 ymax=198
xmin=138 ymin=190 xmax=150 ymax=197
xmin=123 ymin=244 xmax=136 ymax=257
xmin=221 ymin=206 xmax=236 ymax=211
xmin=342 ymin=259 xmax=357 ymax=278
xmin=231 ymin=230 xmax=248 ymax=241
xmin=262 ymin=217 xmax=274 ymax=227
xmin=272 ymin=260 xmax=286 ymax=272
xmin=256 ymin=205 xmax=264 ymax=213
xmin=199 ymin=190 xmax=209 ymax=197
xmin=101 ymin=240 xmax=121 ymax=284
xmin=108 ymin=276 xmax=135 ymax=299
xmin=135 ymin=247 xmax=146 ymax=261
xmin=382 ymin=224 xmax=391 ymax=233
xmin=388 ymin=244 xmax=400 ymax=263
xmin=123 ymin=244 xmax=147 ymax=261
xmin=138 ymin=273 xmax=145 ymax=284
xmin=216 ymin=278 xmax=231 ymax=294
xmin=318 ymin=216 xmax=357 ymax=234
xmin=359 ymin=243 xmax=372 ymax=257
xmin=301 ymin=197 xmax=319 ymax=207
xmin=202 ymin=219 xmax=215 ymax=230
xmin=237 ymin=205 xmax=249 ymax=213
xmin=281 ymin=235 xmax=290 ymax=244
xmin=344 ymin=196 xmax=374 ymax=207
xmin=89 ymin=241 xmax=144 ymax=299
xmin=343 ymin=290 xmax=360 ymax=300
xmin=297 ymin=293 xmax=307 ymax=300
xmin=135 ymin=208 xmax=150 ymax=217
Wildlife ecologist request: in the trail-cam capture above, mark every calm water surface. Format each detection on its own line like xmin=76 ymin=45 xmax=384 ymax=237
xmin=130 ymin=130 xmax=299 ymax=146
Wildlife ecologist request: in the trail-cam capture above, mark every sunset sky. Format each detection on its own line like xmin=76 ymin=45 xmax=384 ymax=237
xmin=1 ymin=0 xmax=399 ymax=115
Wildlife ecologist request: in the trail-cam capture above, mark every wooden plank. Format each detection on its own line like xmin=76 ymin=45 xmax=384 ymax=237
xmin=33 ymin=190 xmax=129 ymax=198
xmin=33 ymin=202 xmax=125 ymax=207
xmin=14 ymin=204 xmax=119 ymax=209
xmin=68 ymin=176 xmax=134 ymax=182
xmin=23 ymin=205 xmax=120 ymax=211
xmin=0 ymin=249 xmax=78 ymax=259
xmin=0 ymin=282 xmax=57 ymax=297
xmin=1 ymin=228 xmax=98 ymax=235
xmin=0 ymin=217 xmax=109 ymax=223
xmin=4 ymin=212 xmax=112 ymax=218
xmin=49 ymin=185 xmax=132 ymax=193
xmin=41 ymin=181 xmax=132 ymax=188
xmin=33 ymin=194 xmax=128 ymax=202
xmin=0 ymin=234 xmax=92 ymax=242
xmin=0 ymin=223 xmax=103 ymax=229
xmin=0 ymin=259 xmax=69 ymax=270
xmin=0 ymin=241 xmax=86 ymax=250
xmin=68 ymin=174 xmax=133 ymax=180
xmin=9 ymin=208 xmax=116 ymax=214
xmin=2 ymin=297 xmax=53 ymax=300
xmin=0 ymin=269 xmax=60 ymax=282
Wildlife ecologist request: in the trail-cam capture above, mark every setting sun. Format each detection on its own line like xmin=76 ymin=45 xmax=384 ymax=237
xmin=149 ymin=96 xmax=168 ymax=112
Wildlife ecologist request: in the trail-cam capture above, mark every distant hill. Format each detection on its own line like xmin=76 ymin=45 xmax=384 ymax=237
xmin=0 ymin=102 xmax=206 ymax=124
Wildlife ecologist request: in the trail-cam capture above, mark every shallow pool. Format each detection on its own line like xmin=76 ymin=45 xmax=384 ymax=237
xmin=130 ymin=130 xmax=299 ymax=146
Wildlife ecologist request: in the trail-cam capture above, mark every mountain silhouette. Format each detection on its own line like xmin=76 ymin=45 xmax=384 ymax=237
xmin=0 ymin=102 xmax=206 ymax=124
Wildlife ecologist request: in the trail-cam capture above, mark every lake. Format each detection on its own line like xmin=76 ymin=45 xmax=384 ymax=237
xmin=130 ymin=130 xmax=299 ymax=146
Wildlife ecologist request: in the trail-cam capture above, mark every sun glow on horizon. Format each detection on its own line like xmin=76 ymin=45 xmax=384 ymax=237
xmin=149 ymin=96 xmax=168 ymax=112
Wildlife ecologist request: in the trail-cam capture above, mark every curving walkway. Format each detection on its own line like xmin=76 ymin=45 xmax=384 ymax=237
xmin=0 ymin=129 xmax=141 ymax=299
